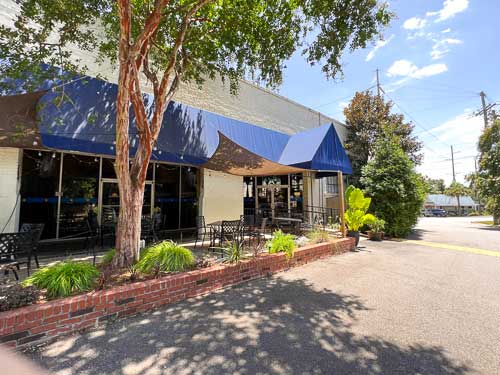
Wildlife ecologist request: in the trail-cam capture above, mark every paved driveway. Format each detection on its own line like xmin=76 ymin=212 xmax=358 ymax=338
xmin=26 ymin=217 xmax=500 ymax=374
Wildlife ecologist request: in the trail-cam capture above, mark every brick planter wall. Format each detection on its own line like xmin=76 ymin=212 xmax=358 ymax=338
xmin=0 ymin=238 xmax=354 ymax=348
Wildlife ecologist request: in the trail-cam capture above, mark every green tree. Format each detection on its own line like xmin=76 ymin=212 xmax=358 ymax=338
xmin=0 ymin=0 xmax=392 ymax=266
xmin=344 ymin=91 xmax=422 ymax=186
xmin=361 ymin=129 xmax=425 ymax=237
xmin=476 ymin=120 xmax=500 ymax=224
xmin=444 ymin=182 xmax=471 ymax=216
xmin=423 ymin=177 xmax=446 ymax=194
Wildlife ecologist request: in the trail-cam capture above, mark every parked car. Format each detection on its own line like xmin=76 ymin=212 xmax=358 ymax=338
xmin=422 ymin=209 xmax=433 ymax=217
xmin=431 ymin=209 xmax=447 ymax=217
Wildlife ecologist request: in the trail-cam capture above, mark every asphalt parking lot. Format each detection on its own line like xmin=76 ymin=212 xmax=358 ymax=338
xmin=25 ymin=216 xmax=500 ymax=374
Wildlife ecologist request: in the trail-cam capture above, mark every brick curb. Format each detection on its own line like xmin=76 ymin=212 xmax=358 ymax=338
xmin=0 ymin=238 xmax=355 ymax=348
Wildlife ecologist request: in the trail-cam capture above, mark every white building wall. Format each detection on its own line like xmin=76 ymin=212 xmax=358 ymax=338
xmin=0 ymin=147 xmax=21 ymax=232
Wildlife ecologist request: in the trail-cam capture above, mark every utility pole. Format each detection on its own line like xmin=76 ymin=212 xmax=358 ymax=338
xmin=376 ymin=68 xmax=381 ymax=97
xmin=450 ymin=145 xmax=456 ymax=182
xmin=480 ymin=91 xmax=488 ymax=128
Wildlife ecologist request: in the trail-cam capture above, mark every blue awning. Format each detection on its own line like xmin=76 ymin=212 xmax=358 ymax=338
xmin=1 ymin=72 xmax=352 ymax=174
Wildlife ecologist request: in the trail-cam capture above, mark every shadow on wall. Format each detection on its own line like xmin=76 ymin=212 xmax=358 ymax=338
xmin=27 ymin=276 xmax=469 ymax=374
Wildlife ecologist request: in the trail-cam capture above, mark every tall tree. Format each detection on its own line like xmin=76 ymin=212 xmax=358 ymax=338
xmin=0 ymin=0 xmax=392 ymax=266
xmin=423 ymin=177 xmax=446 ymax=194
xmin=476 ymin=119 xmax=500 ymax=224
xmin=344 ymin=90 xmax=422 ymax=186
xmin=361 ymin=127 xmax=425 ymax=237
xmin=444 ymin=182 xmax=470 ymax=216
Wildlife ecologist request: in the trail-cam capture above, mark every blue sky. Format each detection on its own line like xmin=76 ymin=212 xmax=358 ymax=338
xmin=278 ymin=0 xmax=500 ymax=185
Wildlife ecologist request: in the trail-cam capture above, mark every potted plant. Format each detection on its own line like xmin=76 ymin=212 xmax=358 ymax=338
xmin=367 ymin=218 xmax=385 ymax=241
xmin=344 ymin=185 xmax=376 ymax=246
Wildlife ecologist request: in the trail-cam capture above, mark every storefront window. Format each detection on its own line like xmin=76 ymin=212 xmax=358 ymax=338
xmin=257 ymin=175 xmax=288 ymax=186
xmin=20 ymin=150 xmax=60 ymax=239
xmin=290 ymin=173 xmax=303 ymax=213
xmin=243 ymin=176 xmax=255 ymax=213
xmin=180 ymin=166 xmax=198 ymax=228
xmin=154 ymin=164 xmax=180 ymax=230
xmin=59 ymin=154 xmax=99 ymax=238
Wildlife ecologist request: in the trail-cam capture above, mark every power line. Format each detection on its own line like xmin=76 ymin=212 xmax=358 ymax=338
xmin=314 ymin=86 xmax=375 ymax=108
xmin=383 ymin=91 xmax=451 ymax=147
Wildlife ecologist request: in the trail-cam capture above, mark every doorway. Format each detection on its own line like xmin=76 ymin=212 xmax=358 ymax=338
xmin=256 ymin=185 xmax=290 ymax=219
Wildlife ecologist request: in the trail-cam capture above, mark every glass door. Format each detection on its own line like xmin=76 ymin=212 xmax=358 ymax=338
xmin=256 ymin=186 xmax=289 ymax=219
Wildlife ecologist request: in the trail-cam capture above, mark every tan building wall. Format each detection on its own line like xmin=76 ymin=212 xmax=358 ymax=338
xmin=201 ymin=169 xmax=243 ymax=224
xmin=0 ymin=148 xmax=21 ymax=232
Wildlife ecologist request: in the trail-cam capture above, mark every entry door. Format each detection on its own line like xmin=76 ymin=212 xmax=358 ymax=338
xmin=256 ymin=186 xmax=289 ymax=218
xmin=99 ymin=179 xmax=152 ymax=224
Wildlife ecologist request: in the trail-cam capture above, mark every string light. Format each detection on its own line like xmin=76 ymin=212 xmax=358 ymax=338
xmin=52 ymin=153 xmax=56 ymax=158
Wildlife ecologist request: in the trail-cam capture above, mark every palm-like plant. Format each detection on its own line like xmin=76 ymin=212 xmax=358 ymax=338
xmin=344 ymin=186 xmax=376 ymax=236
xmin=444 ymin=182 xmax=471 ymax=215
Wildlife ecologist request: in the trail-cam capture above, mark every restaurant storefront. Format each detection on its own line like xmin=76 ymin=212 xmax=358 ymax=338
xmin=19 ymin=149 xmax=199 ymax=240
xmin=0 ymin=71 xmax=352 ymax=241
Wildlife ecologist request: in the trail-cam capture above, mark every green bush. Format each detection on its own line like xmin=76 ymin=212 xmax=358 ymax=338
xmin=136 ymin=241 xmax=194 ymax=274
xmin=23 ymin=261 xmax=100 ymax=299
xmin=100 ymin=248 xmax=116 ymax=266
xmin=361 ymin=129 xmax=425 ymax=237
xmin=266 ymin=230 xmax=296 ymax=259
xmin=369 ymin=218 xmax=385 ymax=232
xmin=0 ymin=282 xmax=40 ymax=311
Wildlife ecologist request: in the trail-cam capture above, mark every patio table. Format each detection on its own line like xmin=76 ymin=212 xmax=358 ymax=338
xmin=272 ymin=217 xmax=302 ymax=234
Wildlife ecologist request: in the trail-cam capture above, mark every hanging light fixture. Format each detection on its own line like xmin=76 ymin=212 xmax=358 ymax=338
xmin=52 ymin=152 xmax=56 ymax=158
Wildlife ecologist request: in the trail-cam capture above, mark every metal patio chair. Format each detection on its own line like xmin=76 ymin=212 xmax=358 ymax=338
xmin=19 ymin=223 xmax=44 ymax=271
xmin=0 ymin=231 xmax=35 ymax=280
xmin=194 ymin=216 xmax=210 ymax=248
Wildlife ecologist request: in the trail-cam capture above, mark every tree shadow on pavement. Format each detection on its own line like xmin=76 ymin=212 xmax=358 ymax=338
xmin=407 ymin=228 xmax=432 ymax=240
xmin=27 ymin=276 xmax=470 ymax=375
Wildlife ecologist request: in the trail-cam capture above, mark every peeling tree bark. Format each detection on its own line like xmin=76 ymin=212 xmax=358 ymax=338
xmin=112 ymin=0 xmax=213 ymax=267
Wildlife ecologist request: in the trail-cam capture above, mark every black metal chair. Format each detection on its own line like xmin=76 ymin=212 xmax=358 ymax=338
xmin=194 ymin=216 xmax=210 ymax=248
xmin=20 ymin=223 xmax=44 ymax=271
xmin=141 ymin=216 xmax=158 ymax=244
xmin=220 ymin=220 xmax=242 ymax=244
xmin=0 ymin=231 xmax=35 ymax=280
xmin=248 ymin=217 xmax=268 ymax=245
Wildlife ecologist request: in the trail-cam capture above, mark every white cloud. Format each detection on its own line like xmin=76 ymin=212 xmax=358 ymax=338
xmin=387 ymin=59 xmax=448 ymax=79
xmin=431 ymin=38 xmax=463 ymax=60
xmin=442 ymin=28 xmax=452 ymax=33
xmin=365 ymin=35 xmax=394 ymax=62
xmin=403 ymin=17 xmax=427 ymax=30
xmin=338 ymin=101 xmax=349 ymax=111
xmin=426 ymin=0 xmax=469 ymax=22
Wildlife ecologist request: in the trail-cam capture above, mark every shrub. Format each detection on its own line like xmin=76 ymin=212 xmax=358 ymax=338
xmin=23 ymin=261 xmax=100 ymax=299
xmin=368 ymin=218 xmax=385 ymax=233
xmin=0 ymin=282 xmax=40 ymax=311
xmin=307 ymin=229 xmax=330 ymax=244
xmin=361 ymin=129 xmax=425 ymax=237
xmin=136 ymin=241 xmax=194 ymax=274
xmin=100 ymin=248 xmax=116 ymax=266
xmin=266 ymin=230 xmax=296 ymax=260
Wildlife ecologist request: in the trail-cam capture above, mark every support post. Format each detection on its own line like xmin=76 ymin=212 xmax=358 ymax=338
xmin=338 ymin=171 xmax=346 ymax=238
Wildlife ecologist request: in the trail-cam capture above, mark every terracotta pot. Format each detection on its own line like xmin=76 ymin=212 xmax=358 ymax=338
xmin=367 ymin=231 xmax=384 ymax=241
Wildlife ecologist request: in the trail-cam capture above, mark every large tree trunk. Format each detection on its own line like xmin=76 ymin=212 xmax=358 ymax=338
xmin=494 ymin=213 xmax=500 ymax=225
xmin=456 ymin=196 xmax=461 ymax=216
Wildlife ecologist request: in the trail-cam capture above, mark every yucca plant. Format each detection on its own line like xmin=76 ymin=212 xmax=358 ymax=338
xmin=266 ymin=230 xmax=296 ymax=260
xmin=23 ymin=261 xmax=100 ymax=299
xmin=222 ymin=241 xmax=244 ymax=263
xmin=136 ymin=241 xmax=194 ymax=274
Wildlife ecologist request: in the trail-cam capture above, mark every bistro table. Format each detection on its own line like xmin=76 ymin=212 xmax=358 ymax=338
xmin=272 ymin=217 xmax=302 ymax=234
